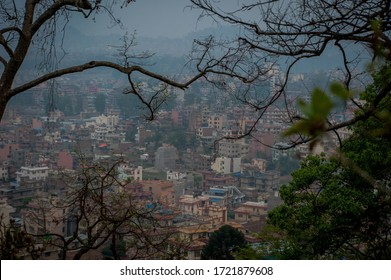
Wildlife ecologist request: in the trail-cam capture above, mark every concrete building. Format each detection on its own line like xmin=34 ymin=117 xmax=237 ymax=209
xmin=211 ymin=157 xmax=241 ymax=174
xmin=0 ymin=161 xmax=9 ymax=181
xmin=57 ymin=151 xmax=74 ymax=170
xmin=178 ymin=195 xmax=209 ymax=216
xmin=218 ymin=139 xmax=249 ymax=158
xmin=208 ymin=114 xmax=225 ymax=130
xmin=203 ymin=185 xmax=245 ymax=210
xmin=117 ymin=163 xmax=143 ymax=182
xmin=16 ymin=166 xmax=49 ymax=184
xmin=136 ymin=180 xmax=175 ymax=206
xmin=241 ymin=158 xmax=267 ymax=173
xmin=233 ymin=201 xmax=267 ymax=223
xmin=178 ymin=194 xmax=228 ymax=224
xmin=166 ymin=170 xmax=187 ymax=181
xmin=201 ymin=171 xmax=236 ymax=192
xmin=95 ymin=114 xmax=119 ymax=128
xmin=196 ymin=127 xmax=217 ymax=146
xmin=240 ymin=170 xmax=280 ymax=200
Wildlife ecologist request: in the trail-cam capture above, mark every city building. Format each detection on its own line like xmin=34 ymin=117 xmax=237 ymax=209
xmin=16 ymin=166 xmax=49 ymax=184
xmin=211 ymin=157 xmax=241 ymax=174
xmin=203 ymin=185 xmax=245 ymax=210
xmin=233 ymin=201 xmax=267 ymax=223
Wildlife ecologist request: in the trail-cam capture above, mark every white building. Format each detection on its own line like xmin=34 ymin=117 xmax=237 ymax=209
xmin=16 ymin=166 xmax=49 ymax=184
xmin=89 ymin=115 xmax=125 ymax=143
xmin=95 ymin=115 xmax=119 ymax=128
xmin=211 ymin=157 xmax=241 ymax=174
xmin=117 ymin=164 xmax=143 ymax=182
xmin=166 ymin=170 xmax=187 ymax=181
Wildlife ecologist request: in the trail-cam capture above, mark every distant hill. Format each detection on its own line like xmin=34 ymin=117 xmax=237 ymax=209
xmin=23 ymin=25 xmax=370 ymax=75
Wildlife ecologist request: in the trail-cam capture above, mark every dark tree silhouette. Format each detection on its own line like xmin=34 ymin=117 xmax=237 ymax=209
xmin=0 ymin=0 xmax=209 ymax=121
xmin=0 ymin=216 xmax=42 ymax=259
xmin=201 ymin=225 xmax=247 ymax=260
xmin=267 ymin=65 xmax=391 ymax=259
xmin=19 ymin=159 xmax=181 ymax=260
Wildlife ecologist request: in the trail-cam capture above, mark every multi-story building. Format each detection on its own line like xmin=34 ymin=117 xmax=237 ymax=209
xmin=178 ymin=195 xmax=210 ymax=216
xmin=203 ymin=185 xmax=245 ymax=210
xmin=166 ymin=170 xmax=187 ymax=181
xmin=16 ymin=166 xmax=49 ymax=184
xmin=0 ymin=161 xmax=9 ymax=181
xmin=208 ymin=114 xmax=225 ymax=130
xmin=177 ymin=194 xmax=228 ymax=224
xmin=211 ymin=157 xmax=241 ymax=174
xmin=95 ymin=114 xmax=119 ymax=128
xmin=261 ymin=107 xmax=290 ymax=124
xmin=201 ymin=170 xmax=236 ymax=192
xmin=201 ymin=105 xmax=211 ymax=126
xmin=135 ymin=180 xmax=175 ymax=206
xmin=218 ymin=139 xmax=249 ymax=158
xmin=233 ymin=201 xmax=267 ymax=223
xmin=239 ymin=170 xmax=280 ymax=201
xmin=197 ymin=127 xmax=217 ymax=146
xmin=117 ymin=163 xmax=143 ymax=182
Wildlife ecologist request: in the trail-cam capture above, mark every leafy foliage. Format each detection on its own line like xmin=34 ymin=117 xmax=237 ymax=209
xmin=94 ymin=93 xmax=107 ymax=115
xmin=201 ymin=225 xmax=247 ymax=260
xmin=284 ymin=83 xmax=352 ymax=149
xmin=268 ymin=65 xmax=391 ymax=259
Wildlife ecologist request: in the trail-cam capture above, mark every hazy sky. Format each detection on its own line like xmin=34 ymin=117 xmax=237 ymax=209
xmin=71 ymin=0 xmax=217 ymax=38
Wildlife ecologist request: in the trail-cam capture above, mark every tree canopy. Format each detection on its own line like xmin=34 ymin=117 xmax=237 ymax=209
xmin=201 ymin=225 xmax=247 ymax=260
xmin=267 ymin=64 xmax=391 ymax=259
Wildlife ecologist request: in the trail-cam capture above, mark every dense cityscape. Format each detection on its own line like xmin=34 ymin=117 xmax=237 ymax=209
xmin=0 ymin=63 xmax=355 ymax=259
xmin=1 ymin=0 xmax=391 ymax=262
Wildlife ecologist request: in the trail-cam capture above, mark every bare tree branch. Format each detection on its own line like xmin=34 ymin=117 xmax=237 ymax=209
xmin=190 ymin=0 xmax=391 ymax=149
xmin=9 ymin=60 xmax=205 ymax=98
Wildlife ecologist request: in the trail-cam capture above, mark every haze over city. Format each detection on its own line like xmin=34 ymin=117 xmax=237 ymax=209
xmin=1 ymin=0 xmax=390 ymax=263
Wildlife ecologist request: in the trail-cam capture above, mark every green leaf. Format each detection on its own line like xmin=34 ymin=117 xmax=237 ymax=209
xmin=283 ymin=120 xmax=311 ymax=137
xmin=284 ymin=88 xmax=333 ymax=138
xmin=330 ymin=82 xmax=351 ymax=100
xmin=311 ymin=88 xmax=334 ymax=119
xmin=297 ymin=99 xmax=311 ymax=117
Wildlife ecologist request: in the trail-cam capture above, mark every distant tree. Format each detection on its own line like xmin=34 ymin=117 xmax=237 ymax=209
xmin=94 ymin=93 xmax=106 ymax=115
xmin=275 ymin=155 xmax=300 ymax=176
xmin=0 ymin=0 xmax=209 ymax=121
xmin=164 ymin=129 xmax=197 ymax=151
xmin=201 ymin=225 xmax=247 ymax=260
xmin=125 ymin=125 xmax=137 ymax=142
